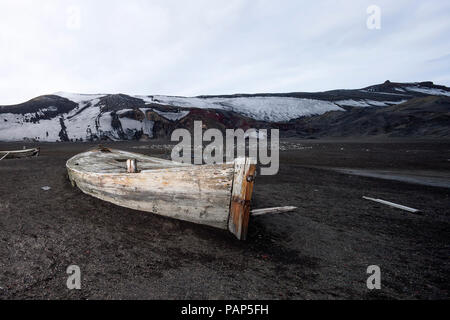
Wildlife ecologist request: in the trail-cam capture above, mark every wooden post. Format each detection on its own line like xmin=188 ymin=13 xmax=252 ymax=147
xmin=228 ymin=157 xmax=257 ymax=240
xmin=127 ymin=159 xmax=138 ymax=173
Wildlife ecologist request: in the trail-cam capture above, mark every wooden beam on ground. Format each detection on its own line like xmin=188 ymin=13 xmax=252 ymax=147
xmin=363 ymin=196 xmax=420 ymax=213
xmin=251 ymin=206 xmax=297 ymax=216
xmin=0 ymin=152 xmax=10 ymax=161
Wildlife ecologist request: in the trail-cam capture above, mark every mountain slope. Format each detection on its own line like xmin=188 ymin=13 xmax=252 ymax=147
xmin=289 ymin=96 xmax=450 ymax=138
xmin=0 ymin=80 xmax=449 ymax=142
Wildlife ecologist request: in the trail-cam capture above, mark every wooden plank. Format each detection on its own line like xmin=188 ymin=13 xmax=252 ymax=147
xmin=228 ymin=157 xmax=257 ymax=240
xmin=0 ymin=152 xmax=10 ymax=161
xmin=251 ymin=206 xmax=297 ymax=216
xmin=362 ymin=196 xmax=420 ymax=213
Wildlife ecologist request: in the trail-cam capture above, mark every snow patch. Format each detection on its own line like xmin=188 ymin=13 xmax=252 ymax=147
xmin=65 ymin=105 xmax=101 ymax=141
xmin=134 ymin=95 xmax=155 ymax=104
xmin=142 ymin=119 xmax=154 ymax=138
xmin=152 ymin=96 xmax=343 ymax=122
xmin=0 ymin=112 xmax=63 ymax=141
xmin=120 ymin=117 xmax=142 ymax=131
xmin=54 ymin=92 xmax=107 ymax=103
xmin=335 ymin=100 xmax=371 ymax=107
xmin=335 ymin=99 xmax=407 ymax=107
xmin=153 ymin=109 xmax=190 ymax=121
xmin=41 ymin=106 xmax=58 ymax=112
xmin=404 ymin=87 xmax=450 ymax=97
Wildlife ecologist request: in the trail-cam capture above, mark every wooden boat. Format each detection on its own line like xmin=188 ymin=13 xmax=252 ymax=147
xmin=66 ymin=146 xmax=256 ymax=240
xmin=0 ymin=147 xmax=40 ymax=160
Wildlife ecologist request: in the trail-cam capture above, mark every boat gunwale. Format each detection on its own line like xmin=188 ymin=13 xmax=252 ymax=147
xmin=66 ymin=148 xmax=236 ymax=176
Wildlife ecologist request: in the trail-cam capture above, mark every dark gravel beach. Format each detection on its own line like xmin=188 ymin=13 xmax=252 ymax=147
xmin=0 ymin=139 xmax=449 ymax=299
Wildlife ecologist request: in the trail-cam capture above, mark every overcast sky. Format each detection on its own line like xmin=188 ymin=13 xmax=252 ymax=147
xmin=0 ymin=0 xmax=449 ymax=105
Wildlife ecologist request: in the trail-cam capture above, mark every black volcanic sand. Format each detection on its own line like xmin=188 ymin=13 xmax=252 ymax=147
xmin=0 ymin=139 xmax=449 ymax=299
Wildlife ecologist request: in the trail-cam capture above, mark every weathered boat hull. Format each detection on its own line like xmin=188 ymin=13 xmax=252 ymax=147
xmin=66 ymin=148 xmax=256 ymax=239
xmin=0 ymin=148 xmax=40 ymax=160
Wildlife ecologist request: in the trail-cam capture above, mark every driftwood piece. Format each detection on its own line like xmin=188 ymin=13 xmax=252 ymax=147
xmin=251 ymin=206 xmax=297 ymax=216
xmin=363 ymin=196 xmax=420 ymax=213
xmin=228 ymin=157 xmax=257 ymax=240
xmin=0 ymin=152 xmax=10 ymax=161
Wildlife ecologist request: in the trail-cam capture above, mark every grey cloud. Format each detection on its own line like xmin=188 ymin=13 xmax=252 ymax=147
xmin=0 ymin=0 xmax=449 ymax=104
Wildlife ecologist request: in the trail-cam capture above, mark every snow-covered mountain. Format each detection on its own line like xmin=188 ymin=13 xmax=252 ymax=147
xmin=1 ymin=81 xmax=449 ymax=141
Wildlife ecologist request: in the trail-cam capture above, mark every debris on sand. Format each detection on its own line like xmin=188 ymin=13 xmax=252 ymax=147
xmin=251 ymin=206 xmax=297 ymax=216
xmin=41 ymin=186 xmax=51 ymax=191
xmin=363 ymin=196 xmax=420 ymax=213
xmin=0 ymin=147 xmax=39 ymax=160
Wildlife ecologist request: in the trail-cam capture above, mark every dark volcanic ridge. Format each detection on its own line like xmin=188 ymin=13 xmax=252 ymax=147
xmin=0 ymin=80 xmax=449 ymax=142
